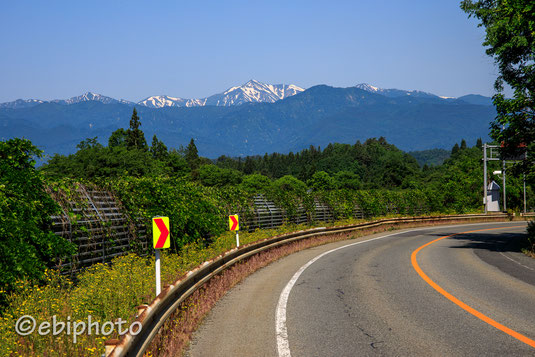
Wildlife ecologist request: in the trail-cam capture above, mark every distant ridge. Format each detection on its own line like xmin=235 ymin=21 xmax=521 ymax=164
xmin=0 ymin=83 xmax=495 ymax=159
xmin=0 ymin=81 xmax=493 ymax=110
xmin=355 ymin=83 xmax=444 ymax=99
xmin=0 ymin=80 xmax=305 ymax=110
xmin=457 ymin=94 xmax=494 ymax=106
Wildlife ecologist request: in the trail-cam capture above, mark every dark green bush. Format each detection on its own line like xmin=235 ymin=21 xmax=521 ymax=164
xmin=240 ymin=174 xmax=272 ymax=194
xmin=0 ymin=139 xmax=75 ymax=301
xmin=270 ymin=175 xmax=311 ymax=221
xmin=307 ymin=171 xmax=335 ymax=191
xmin=198 ymin=165 xmax=243 ymax=187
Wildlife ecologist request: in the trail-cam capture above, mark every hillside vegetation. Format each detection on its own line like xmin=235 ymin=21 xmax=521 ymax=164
xmin=0 ymin=108 xmax=533 ymax=356
xmin=0 ymin=85 xmax=496 ymax=157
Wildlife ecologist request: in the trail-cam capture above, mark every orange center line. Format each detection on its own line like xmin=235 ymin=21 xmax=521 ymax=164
xmin=411 ymin=226 xmax=535 ymax=349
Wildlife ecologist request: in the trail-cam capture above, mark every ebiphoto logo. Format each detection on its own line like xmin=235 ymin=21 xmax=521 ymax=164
xmin=15 ymin=315 xmax=141 ymax=343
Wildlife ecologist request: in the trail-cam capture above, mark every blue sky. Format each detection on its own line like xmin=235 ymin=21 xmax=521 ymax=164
xmin=0 ymin=0 xmax=501 ymax=103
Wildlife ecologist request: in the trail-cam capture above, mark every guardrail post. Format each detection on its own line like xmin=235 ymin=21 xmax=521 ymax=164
xmin=104 ymin=339 xmax=119 ymax=357
xmin=136 ymin=304 xmax=149 ymax=317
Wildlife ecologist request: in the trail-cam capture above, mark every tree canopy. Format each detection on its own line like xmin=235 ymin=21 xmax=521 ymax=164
xmin=126 ymin=108 xmax=148 ymax=151
xmin=0 ymin=139 xmax=75 ymax=301
xmin=461 ymin=0 xmax=535 ymax=180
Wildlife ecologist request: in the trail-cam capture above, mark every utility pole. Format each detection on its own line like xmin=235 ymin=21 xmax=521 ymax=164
xmin=502 ymin=159 xmax=507 ymax=212
xmin=524 ymin=173 xmax=527 ymax=214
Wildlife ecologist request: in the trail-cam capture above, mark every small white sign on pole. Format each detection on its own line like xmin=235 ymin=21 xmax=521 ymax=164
xmin=155 ymin=249 xmax=161 ymax=295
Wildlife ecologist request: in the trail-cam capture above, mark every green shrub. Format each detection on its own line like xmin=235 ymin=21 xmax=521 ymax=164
xmin=270 ymin=176 xmax=311 ymax=221
xmin=333 ymin=171 xmax=361 ymax=190
xmin=0 ymin=139 xmax=75 ymax=302
xmin=101 ymin=177 xmax=226 ymax=250
xmin=240 ymin=174 xmax=271 ymax=194
xmin=198 ymin=165 xmax=243 ymax=187
xmin=307 ymin=171 xmax=335 ymax=191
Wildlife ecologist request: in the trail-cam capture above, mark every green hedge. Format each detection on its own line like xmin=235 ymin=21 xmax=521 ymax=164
xmin=95 ymin=177 xmax=462 ymax=254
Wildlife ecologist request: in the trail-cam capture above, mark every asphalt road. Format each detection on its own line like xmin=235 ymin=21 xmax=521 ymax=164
xmin=186 ymin=222 xmax=535 ymax=356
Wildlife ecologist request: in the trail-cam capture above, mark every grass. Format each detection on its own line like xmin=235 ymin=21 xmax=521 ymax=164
xmin=522 ymin=248 xmax=535 ymax=258
xmin=0 ymin=220 xmax=343 ymax=356
xmin=0 ymin=213 xmax=517 ymax=356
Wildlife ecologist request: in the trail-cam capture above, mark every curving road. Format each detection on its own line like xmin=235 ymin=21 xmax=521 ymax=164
xmin=186 ymin=222 xmax=535 ymax=356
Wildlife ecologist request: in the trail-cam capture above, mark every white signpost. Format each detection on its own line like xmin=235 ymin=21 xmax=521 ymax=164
xmin=152 ymin=216 xmax=170 ymax=296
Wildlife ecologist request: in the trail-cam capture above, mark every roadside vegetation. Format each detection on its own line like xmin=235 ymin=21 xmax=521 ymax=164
xmin=0 ymin=105 xmax=533 ymax=355
xmin=1 ymin=1 xmax=533 ymax=355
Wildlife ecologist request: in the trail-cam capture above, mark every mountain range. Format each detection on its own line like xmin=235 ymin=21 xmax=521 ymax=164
xmin=0 ymin=80 xmax=496 ymax=158
xmin=1 ymin=80 xmax=493 ymax=110
xmin=0 ymin=80 xmax=305 ymax=109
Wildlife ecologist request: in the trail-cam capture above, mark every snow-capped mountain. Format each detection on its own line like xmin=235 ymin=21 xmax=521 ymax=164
xmin=354 ymin=83 xmax=440 ymax=99
xmin=204 ymin=80 xmax=304 ymax=106
xmin=137 ymin=80 xmax=304 ymax=108
xmin=0 ymin=81 xmax=304 ymax=109
xmin=0 ymin=99 xmax=45 ymax=109
xmin=52 ymin=92 xmax=134 ymax=105
xmin=2 ymin=81 xmax=482 ymax=111
xmin=0 ymin=92 xmax=133 ymax=109
xmin=138 ymin=96 xmax=206 ymax=108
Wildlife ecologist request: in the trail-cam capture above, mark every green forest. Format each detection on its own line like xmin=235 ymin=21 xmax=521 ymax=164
xmin=39 ymin=108 xmax=533 ymax=209
xmin=2 ymin=107 xmax=534 ymax=301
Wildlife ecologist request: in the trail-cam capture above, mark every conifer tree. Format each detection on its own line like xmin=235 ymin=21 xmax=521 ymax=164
xmin=185 ymin=138 xmax=199 ymax=171
xmin=126 ymin=108 xmax=148 ymax=151
xmin=244 ymin=156 xmax=255 ymax=175
xmin=451 ymin=143 xmax=460 ymax=155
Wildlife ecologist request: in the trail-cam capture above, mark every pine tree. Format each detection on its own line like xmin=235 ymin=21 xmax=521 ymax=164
xmin=460 ymin=139 xmax=467 ymax=150
xmin=185 ymin=138 xmax=199 ymax=171
xmin=451 ymin=143 xmax=460 ymax=155
xmin=244 ymin=156 xmax=255 ymax=175
xmin=476 ymin=138 xmax=483 ymax=149
xmin=150 ymin=134 xmax=168 ymax=160
xmin=126 ymin=108 xmax=148 ymax=151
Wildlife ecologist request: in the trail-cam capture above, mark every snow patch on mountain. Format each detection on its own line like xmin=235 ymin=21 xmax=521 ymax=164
xmin=354 ymin=83 xmax=380 ymax=92
xmin=0 ymin=81 xmax=304 ymax=109
xmin=0 ymin=92 xmax=135 ymax=109
xmin=355 ymin=83 xmax=440 ymax=99
xmin=138 ymin=95 xmax=210 ymax=108
xmin=0 ymin=99 xmax=45 ymax=109
xmin=138 ymin=95 xmax=186 ymax=108
xmin=204 ymin=79 xmax=304 ymax=106
xmin=52 ymin=92 xmax=134 ymax=105
xmin=137 ymin=80 xmax=304 ymax=108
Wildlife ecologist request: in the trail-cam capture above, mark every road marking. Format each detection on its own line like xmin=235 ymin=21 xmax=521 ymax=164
xmin=499 ymin=251 xmax=535 ymax=271
xmin=275 ymin=221 xmax=524 ymax=357
xmin=411 ymin=226 xmax=535 ymax=349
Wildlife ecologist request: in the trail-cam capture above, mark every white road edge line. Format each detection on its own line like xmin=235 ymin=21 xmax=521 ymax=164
xmin=499 ymin=251 xmax=535 ymax=271
xmin=274 ymin=221 xmax=525 ymax=357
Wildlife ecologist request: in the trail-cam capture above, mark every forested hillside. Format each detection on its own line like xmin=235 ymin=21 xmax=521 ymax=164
xmin=1 ymin=85 xmax=496 ymax=158
xmin=2 ymin=107 xmax=534 ymax=356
